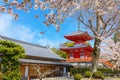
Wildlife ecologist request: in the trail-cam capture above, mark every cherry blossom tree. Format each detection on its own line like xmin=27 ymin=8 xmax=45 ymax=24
xmin=0 ymin=0 xmax=120 ymax=72
xmin=100 ymin=38 xmax=120 ymax=70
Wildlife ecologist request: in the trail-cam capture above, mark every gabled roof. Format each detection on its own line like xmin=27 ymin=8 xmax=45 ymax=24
xmin=0 ymin=35 xmax=64 ymax=60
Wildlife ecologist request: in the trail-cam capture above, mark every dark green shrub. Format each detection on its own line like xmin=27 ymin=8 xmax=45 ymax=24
xmin=98 ymin=68 xmax=112 ymax=74
xmin=70 ymin=72 xmax=72 ymax=76
xmin=93 ymin=71 xmax=104 ymax=80
xmin=70 ymin=68 xmax=120 ymax=77
xmin=0 ymin=72 xmax=4 ymax=80
xmin=98 ymin=68 xmax=120 ymax=77
xmin=101 ymin=76 xmax=105 ymax=80
xmin=84 ymin=71 xmax=92 ymax=78
xmin=70 ymin=68 xmax=89 ymax=75
xmin=74 ymin=74 xmax=82 ymax=80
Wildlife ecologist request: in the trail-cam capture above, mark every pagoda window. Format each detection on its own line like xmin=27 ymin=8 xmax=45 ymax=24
xmin=80 ymin=52 xmax=84 ymax=58
xmin=70 ymin=53 xmax=74 ymax=59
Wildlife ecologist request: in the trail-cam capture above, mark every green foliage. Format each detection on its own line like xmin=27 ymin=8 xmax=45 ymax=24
xmin=0 ymin=40 xmax=25 ymax=80
xmin=70 ymin=68 xmax=120 ymax=77
xmin=85 ymin=41 xmax=91 ymax=46
xmin=51 ymin=41 xmax=75 ymax=59
xmin=74 ymin=74 xmax=82 ymax=80
xmin=66 ymin=41 xmax=75 ymax=47
xmin=98 ymin=68 xmax=120 ymax=74
xmin=63 ymin=41 xmax=75 ymax=47
xmin=51 ymin=47 xmax=68 ymax=59
xmin=0 ymin=72 xmax=4 ymax=80
xmin=93 ymin=71 xmax=104 ymax=80
xmin=70 ymin=68 xmax=89 ymax=75
xmin=84 ymin=71 xmax=92 ymax=78
xmin=112 ymin=69 xmax=120 ymax=74
xmin=98 ymin=68 xmax=112 ymax=74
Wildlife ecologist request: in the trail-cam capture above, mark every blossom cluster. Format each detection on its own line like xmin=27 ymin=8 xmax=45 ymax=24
xmin=0 ymin=0 xmax=120 ymax=32
xmin=100 ymin=38 xmax=120 ymax=69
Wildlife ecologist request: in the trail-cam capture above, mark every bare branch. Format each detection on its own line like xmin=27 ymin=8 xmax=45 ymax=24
xmin=88 ymin=19 xmax=97 ymax=35
xmin=99 ymin=16 xmax=106 ymax=25
xmin=105 ymin=10 xmax=119 ymax=25
xmin=77 ymin=17 xmax=89 ymax=27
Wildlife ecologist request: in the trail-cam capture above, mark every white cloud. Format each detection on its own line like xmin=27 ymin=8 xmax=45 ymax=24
xmin=0 ymin=14 xmax=37 ymax=43
xmin=0 ymin=14 xmax=12 ymax=32
xmin=0 ymin=14 xmax=62 ymax=47
xmin=37 ymin=36 xmax=62 ymax=48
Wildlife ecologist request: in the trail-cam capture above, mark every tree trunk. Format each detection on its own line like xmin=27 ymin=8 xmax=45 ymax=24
xmin=91 ymin=38 xmax=101 ymax=72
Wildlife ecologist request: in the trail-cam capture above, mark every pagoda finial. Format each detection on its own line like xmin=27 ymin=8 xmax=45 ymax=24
xmin=78 ymin=21 xmax=80 ymax=31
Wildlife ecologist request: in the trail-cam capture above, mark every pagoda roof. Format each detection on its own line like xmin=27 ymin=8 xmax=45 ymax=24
xmin=64 ymin=30 xmax=93 ymax=42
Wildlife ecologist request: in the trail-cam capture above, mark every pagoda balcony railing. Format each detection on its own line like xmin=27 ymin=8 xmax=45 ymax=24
xmin=66 ymin=58 xmax=92 ymax=62
xmin=66 ymin=58 xmax=113 ymax=68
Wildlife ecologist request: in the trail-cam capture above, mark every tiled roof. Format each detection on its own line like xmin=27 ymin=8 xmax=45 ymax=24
xmin=0 ymin=35 xmax=64 ymax=60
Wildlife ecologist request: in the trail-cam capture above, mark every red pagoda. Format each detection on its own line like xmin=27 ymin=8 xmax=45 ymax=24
xmin=60 ymin=30 xmax=93 ymax=66
xmin=60 ymin=30 xmax=113 ymax=68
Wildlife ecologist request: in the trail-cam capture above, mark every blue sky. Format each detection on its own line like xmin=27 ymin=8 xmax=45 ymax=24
xmin=0 ymin=7 xmax=94 ymax=48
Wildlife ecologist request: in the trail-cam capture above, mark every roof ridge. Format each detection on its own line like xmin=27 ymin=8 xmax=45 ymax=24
xmin=0 ymin=35 xmax=47 ymax=49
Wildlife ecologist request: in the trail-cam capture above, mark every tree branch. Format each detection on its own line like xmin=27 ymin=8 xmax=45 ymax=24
xmin=105 ymin=10 xmax=119 ymax=25
xmin=88 ymin=19 xmax=97 ymax=35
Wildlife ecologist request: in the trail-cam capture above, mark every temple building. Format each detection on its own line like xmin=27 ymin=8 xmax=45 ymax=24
xmin=60 ymin=30 xmax=113 ymax=68
xmin=0 ymin=35 xmax=71 ymax=80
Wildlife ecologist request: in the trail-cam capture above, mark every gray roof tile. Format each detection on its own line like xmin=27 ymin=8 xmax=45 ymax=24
xmin=0 ymin=35 xmax=64 ymax=60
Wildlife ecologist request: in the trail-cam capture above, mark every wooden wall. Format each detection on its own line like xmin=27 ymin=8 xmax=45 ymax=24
xmin=20 ymin=63 xmax=65 ymax=79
